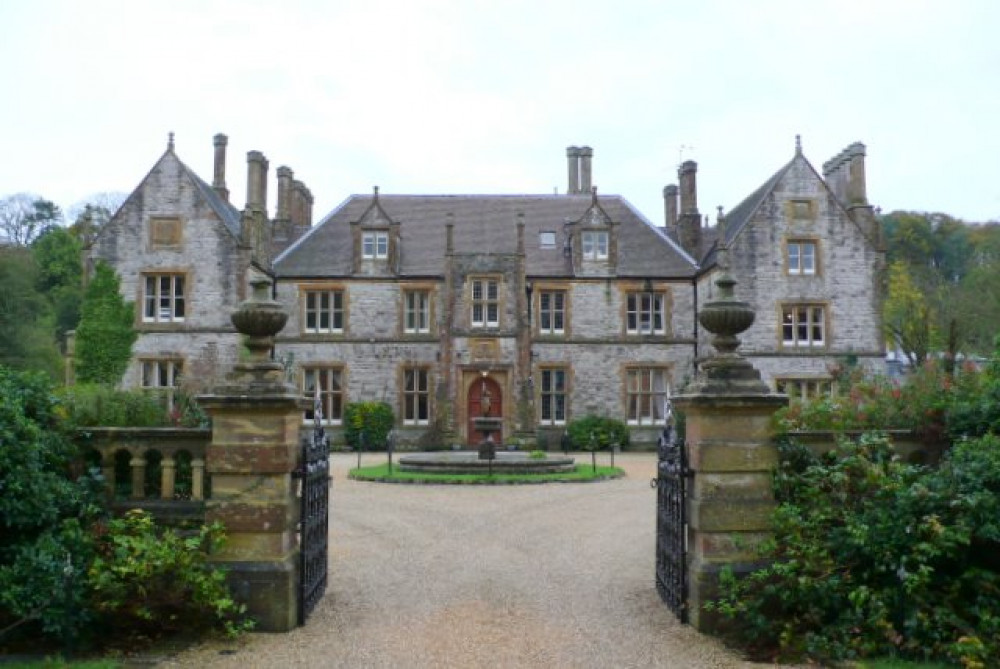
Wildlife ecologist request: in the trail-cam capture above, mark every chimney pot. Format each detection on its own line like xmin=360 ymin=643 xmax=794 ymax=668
xmin=212 ymin=133 xmax=229 ymax=202
xmin=663 ymin=184 xmax=679 ymax=229
xmin=566 ymin=146 xmax=581 ymax=194
xmin=579 ymin=146 xmax=593 ymax=194
xmin=678 ymin=160 xmax=698 ymax=215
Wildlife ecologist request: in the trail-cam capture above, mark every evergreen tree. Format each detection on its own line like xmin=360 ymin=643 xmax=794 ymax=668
xmin=75 ymin=262 xmax=136 ymax=385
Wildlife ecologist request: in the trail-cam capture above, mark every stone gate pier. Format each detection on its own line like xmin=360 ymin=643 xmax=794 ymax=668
xmin=674 ymin=237 xmax=786 ymax=632
xmin=199 ymin=279 xmax=308 ymax=632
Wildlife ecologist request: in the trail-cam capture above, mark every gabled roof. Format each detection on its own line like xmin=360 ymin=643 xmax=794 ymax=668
xmin=698 ymin=151 xmax=810 ymax=269
xmin=94 ymin=147 xmax=243 ymax=246
xmin=275 ymin=193 xmax=698 ymax=278
xmin=177 ymin=159 xmax=243 ymax=238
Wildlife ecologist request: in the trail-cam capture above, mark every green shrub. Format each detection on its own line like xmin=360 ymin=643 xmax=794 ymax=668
xmin=0 ymin=366 xmax=105 ymax=645
xmin=74 ymin=263 xmax=136 ymax=386
xmin=56 ymin=384 xmax=207 ymax=428
xmin=343 ymin=401 xmax=394 ymax=450
xmin=87 ymin=510 xmax=252 ymax=640
xmin=529 ymin=450 xmax=546 ymax=460
xmin=566 ymin=415 xmax=629 ymax=450
xmin=708 ymin=432 xmax=1000 ymax=666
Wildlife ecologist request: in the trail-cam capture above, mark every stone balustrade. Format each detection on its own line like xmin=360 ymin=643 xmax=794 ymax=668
xmin=78 ymin=427 xmax=212 ymax=520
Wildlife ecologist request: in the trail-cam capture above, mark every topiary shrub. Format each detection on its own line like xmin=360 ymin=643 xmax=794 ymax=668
xmin=343 ymin=401 xmax=394 ymax=450
xmin=566 ymin=415 xmax=629 ymax=450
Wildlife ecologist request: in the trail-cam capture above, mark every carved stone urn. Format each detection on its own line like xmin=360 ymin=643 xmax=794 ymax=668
xmin=231 ymin=278 xmax=288 ymax=362
xmin=226 ymin=277 xmax=290 ymax=391
xmin=691 ymin=245 xmax=770 ymax=395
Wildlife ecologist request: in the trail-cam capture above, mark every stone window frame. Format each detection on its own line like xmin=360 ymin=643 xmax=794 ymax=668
xmin=301 ymin=364 xmax=346 ymax=425
xmin=139 ymin=356 xmax=184 ymax=411
xmin=775 ymin=376 xmax=834 ymax=402
xmin=536 ymin=285 xmax=568 ymax=336
xmin=537 ymin=365 xmax=570 ymax=426
xmin=147 ymin=215 xmax=184 ymax=250
xmin=139 ymin=269 xmax=189 ymax=327
xmin=362 ymin=230 xmax=389 ymax=259
xmin=620 ymin=281 xmax=672 ymax=337
xmin=785 ymin=237 xmax=821 ymax=277
xmin=400 ymin=365 xmax=432 ymax=426
xmin=299 ymin=283 xmax=347 ymax=336
xmin=623 ymin=365 xmax=671 ymax=426
xmin=400 ymin=284 xmax=435 ymax=335
xmin=468 ymin=275 xmax=502 ymax=329
xmin=779 ymin=302 xmax=830 ymax=348
xmin=581 ymin=230 xmax=609 ymax=260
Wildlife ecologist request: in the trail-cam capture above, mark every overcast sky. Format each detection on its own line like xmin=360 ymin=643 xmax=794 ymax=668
xmin=1 ymin=0 xmax=998 ymax=226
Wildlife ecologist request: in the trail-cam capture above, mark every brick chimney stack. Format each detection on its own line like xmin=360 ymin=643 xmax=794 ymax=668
xmin=246 ymin=151 xmax=269 ymax=214
xmin=276 ymin=166 xmax=293 ymax=221
xmin=566 ymin=146 xmax=581 ymax=194
xmin=212 ymin=134 xmax=229 ymax=202
xmin=663 ymin=184 xmax=678 ymax=229
xmin=579 ymin=146 xmax=593 ymax=193
xmin=845 ymin=142 xmax=868 ymax=206
xmin=679 ymin=160 xmax=698 ymax=214
xmin=676 ymin=160 xmax=702 ymax=258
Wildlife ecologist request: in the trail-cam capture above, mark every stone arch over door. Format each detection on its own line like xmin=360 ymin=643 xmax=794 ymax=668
xmin=467 ymin=375 xmax=503 ymax=445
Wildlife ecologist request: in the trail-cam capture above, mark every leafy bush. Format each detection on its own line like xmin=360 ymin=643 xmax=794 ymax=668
xmin=529 ymin=450 xmax=546 ymax=460
xmin=343 ymin=401 xmax=394 ymax=450
xmin=88 ymin=510 xmax=252 ymax=640
xmin=0 ymin=366 xmax=104 ymax=644
xmin=0 ymin=367 xmax=242 ymax=648
xmin=57 ymin=384 xmax=207 ymax=428
xmin=566 ymin=415 xmax=629 ymax=450
xmin=774 ymin=359 xmax=989 ymax=448
xmin=707 ymin=433 xmax=1000 ymax=666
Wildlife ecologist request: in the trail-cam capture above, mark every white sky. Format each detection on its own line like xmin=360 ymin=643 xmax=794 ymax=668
xmin=1 ymin=0 xmax=998 ymax=225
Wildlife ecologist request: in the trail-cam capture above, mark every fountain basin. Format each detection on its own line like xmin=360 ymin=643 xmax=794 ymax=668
xmin=398 ymin=451 xmax=576 ymax=475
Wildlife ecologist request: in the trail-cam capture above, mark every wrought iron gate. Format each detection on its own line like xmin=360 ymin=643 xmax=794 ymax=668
xmin=654 ymin=418 xmax=689 ymax=622
xmin=297 ymin=401 xmax=330 ymax=626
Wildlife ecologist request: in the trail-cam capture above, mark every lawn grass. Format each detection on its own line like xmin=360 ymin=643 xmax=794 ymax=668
xmin=349 ymin=462 xmax=625 ymax=484
xmin=855 ymin=659 xmax=955 ymax=669
xmin=0 ymin=661 xmax=120 ymax=669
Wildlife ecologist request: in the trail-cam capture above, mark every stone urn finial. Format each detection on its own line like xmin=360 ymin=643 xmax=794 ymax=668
xmin=231 ymin=278 xmax=288 ymax=363
xmin=699 ymin=218 xmax=755 ymax=357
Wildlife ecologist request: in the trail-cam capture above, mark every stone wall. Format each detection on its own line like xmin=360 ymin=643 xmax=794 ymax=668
xmin=697 ymin=157 xmax=885 ymax=387
xmin=90 ymin=150 xmax=249 ymax=390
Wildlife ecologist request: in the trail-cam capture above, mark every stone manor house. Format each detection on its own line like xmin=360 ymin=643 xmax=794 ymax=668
xmin=88 ymin=134 xmax=885 ymax=448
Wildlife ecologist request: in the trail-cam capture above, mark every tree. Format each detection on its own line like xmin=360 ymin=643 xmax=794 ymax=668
xmin=0 ymin=246 xmax=62 ymax=378
xmin=0 ymin=193 xmax=62 ymax=246
xmin=67 ymin=192 xmax=126 ymax=246
xmin=883 ymin=260 xmax=934 ymax=366
xmin=74 ymin=262 xmax=136 ymax=385
xmin=31 ymin=226 xmax=84 ymax=338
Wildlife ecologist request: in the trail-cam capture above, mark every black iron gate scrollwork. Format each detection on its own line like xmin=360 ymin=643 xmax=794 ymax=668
xmin=297 ymin=392 xmax=331 ymax=626
xmin=653 ymin=393 xmax=689 ymax=623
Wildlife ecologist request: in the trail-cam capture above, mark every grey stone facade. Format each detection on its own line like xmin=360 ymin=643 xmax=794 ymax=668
xmin=90 ymin=134 xmax=884 ymax=447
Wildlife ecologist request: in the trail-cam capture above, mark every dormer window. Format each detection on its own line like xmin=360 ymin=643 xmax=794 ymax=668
xmin=362 ymin=231 xmax=388 ymax=259
xmin=582 ymin=231 xmax=609 ymax=259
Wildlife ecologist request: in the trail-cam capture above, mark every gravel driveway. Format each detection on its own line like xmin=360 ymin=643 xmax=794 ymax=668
xmin=163 ymin=452 xmax=781 ymax=668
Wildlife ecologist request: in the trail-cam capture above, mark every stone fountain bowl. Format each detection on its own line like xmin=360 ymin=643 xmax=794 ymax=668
xmin=398 ymin=451 xmax=576 ymax=475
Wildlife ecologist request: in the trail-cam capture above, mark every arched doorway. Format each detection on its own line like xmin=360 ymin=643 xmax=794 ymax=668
xmin=467 ymin=375 xmax=503 ymax=445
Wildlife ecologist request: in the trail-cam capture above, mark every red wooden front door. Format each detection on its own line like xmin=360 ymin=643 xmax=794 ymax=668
xmin=467 ymin=376 xmax=503 ymax=445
